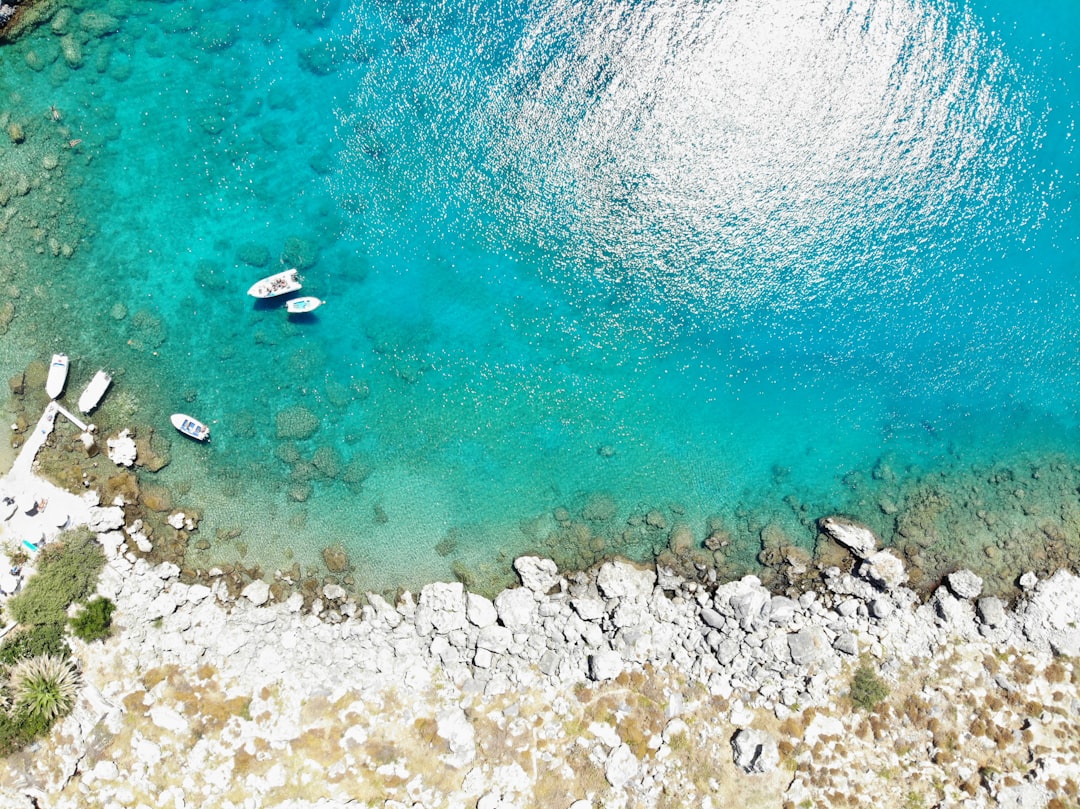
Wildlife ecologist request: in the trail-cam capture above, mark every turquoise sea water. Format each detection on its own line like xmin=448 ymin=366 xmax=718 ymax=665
xmin=0 ymin=0 xmax=1077 ymax=593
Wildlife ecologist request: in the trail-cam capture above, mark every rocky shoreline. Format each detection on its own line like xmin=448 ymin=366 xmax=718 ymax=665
xmin=0 ymin=515 xmax=1077 ymax=808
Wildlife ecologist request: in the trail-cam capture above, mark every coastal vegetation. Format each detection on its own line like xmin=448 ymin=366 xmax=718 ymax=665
xmin=0 ymin=529 xmax=106 ymax=753
xmin=848 ymin=661 xmax=890 ymax=712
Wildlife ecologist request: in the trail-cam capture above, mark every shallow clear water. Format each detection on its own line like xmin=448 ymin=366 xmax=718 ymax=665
xmin=1 ymin=0 xmax=1077 ymax=593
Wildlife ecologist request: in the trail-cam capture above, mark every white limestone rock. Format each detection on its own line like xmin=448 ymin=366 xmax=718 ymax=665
xmin=513 ymin=556 xmax=562 ymax=594
xmin=149 ymin=705 xmax=189 ymax=734
xmin=723 ymin=576 xmax=772 ymax=632
xmin=436 ymin=707 xmax=476 ymax=768
xmin=416 ymin=582 xmax=468 ymax=635
xmin=86 ymin=505 xmax=124 ymax=533
xmin=818 ymin=516 xmax=878 ymax=559
xmin=106 ymin=429 xmax=137 ymax=467
xmin=466 ymin=592 xmax=498 ymax=628
xmin=1018 ymin=569 xmax=1080 ymax=656
xmin=322 ymin=583 xmax=346 ymax=601
xmin=242 ymin=579 xmax=271 ymax=606
xmin=604 ymin=743 xmax=640 ymax=788
xmin=946 ymin=569 xmax=984 ymax=600
xmin=571 ymin=596 xmax=606 ymax=622
xmin=787 ymin=628 xmax=827 ymax=666
xmin=494 ymin=587 xmax=536 ymax=631
xmin=976 ymin=596 xmax=1007 ymax=628
xmin=731 ymin=727 xmax=780 ymax=774
xmin=859 ymin=550 xmax=908 ymax=590
xmin=588 ymin=649 xmax=624 ymax=681
xmin=596 ymin=560 xmax=656 ymax=600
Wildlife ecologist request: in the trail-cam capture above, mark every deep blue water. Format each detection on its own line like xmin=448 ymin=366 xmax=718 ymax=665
xmin=1 ymin=0 xmax=1077 ymax=592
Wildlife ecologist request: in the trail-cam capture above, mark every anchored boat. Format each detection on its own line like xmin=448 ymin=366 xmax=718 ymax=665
xmin=45 ymin=354 xmax=69 ymax=399
xmin=78 ymin=370 xmax=112 ymax=414
xmin=285 ymin=296 xmax=325 ymax=314
xmin=170 ymin=413 xmax=210 ymax=441
xmin=247 ymin=268 xmax=301 ymax=299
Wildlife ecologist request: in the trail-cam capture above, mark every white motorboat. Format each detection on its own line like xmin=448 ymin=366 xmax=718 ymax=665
xmin=45 ymin=353 xmax=69 ymax=399
xmin=170 ymin=413 xmax=211 ymax=441
xmin=78 ymin=370 xmax=112 ymax=414
xmin=247 ymin=268 xmax=301 ymax=299
xmin=285 ymin=296 xmax=325 ymax=314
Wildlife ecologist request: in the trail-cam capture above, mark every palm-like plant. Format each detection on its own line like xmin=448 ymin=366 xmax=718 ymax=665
xmin=8 ymin=654 xmax=81 ymax=721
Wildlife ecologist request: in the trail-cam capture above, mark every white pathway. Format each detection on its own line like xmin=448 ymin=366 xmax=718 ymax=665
xmin=0 ymin=401 xmax=98 ymax=573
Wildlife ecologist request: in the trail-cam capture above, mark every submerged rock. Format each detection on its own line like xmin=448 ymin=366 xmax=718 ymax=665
xmin=322 ymin=545 xmax=349 ymax=573
xmin=275 ymin=405 xmax=320 ymax=440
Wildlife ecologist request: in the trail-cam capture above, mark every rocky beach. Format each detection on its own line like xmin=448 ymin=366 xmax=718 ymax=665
xmin=0 ymin=474 xmax=1078 ymax=807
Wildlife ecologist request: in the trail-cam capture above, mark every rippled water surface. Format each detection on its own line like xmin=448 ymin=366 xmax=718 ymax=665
xmin=0 ymin=0 xmax=1077 ymax=592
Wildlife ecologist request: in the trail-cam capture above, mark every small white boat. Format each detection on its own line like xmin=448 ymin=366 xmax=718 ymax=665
xmin=247 ymin=268 xmax=301 ymax=298
xmin=45 ymin=353 xmax=69 ymax=399
xmin=286 ymin=296 xmax=325 ymax=314
xmin=78 ymin=370 xmax=112 ymax=414
xmin=171 ymin=413 xmax=211 ymax=441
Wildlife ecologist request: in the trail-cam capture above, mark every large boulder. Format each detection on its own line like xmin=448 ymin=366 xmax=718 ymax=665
xmin=858 ymin=550 xmax=908 ymax=590
xmin=787 ymin=628 xmax=827 ymax=666
xmin=946 ymin=569 xmax=983 ymax=600
xmin=242 ymin=579 xmax=270 ymax=606
xmin=415 ymin=582 xmax=468 ymax=635
xmin=596 ymin=560 xmax=656 ymax=600
xmin=588 ymin=649 xmax=624 ymax=681
xmin=1018 ymin=569 xmax=1080 ymax=656
xmin=731 ymin=728 xmax=779 ymax=774
xmin=722 ymin=576 xmax=771 ymax=632
xmin=513 ymin=556 xmax=561 ymax=594
xmin=494 ymin=587 xmax=536 ymax=631
xmin=818 ymin=516 xmax=878 ymax=559
xmin=605 ymin=743 xmax=640 ymax=788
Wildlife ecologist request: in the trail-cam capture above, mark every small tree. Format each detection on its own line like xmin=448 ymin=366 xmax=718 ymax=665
xmin=69 ymin=597 xmax=116 ymax=642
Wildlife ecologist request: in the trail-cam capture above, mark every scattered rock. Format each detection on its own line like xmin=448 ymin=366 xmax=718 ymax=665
xmin=946 ymin=569 xmax=984 ymax=600
xmin=731 ymin=728 xmax=779 ymax=774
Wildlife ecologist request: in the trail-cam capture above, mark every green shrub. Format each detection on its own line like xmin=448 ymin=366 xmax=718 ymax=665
xmin=0 ymin=704 xmax=54 ymax=756
xmin=6 ymin=530 xmax=105 ymax=628
xmin=850 ymin=663 xmax=890 ymax=711
xmin=0 ymin=623 xmax=68 ymax=665
xmin=9 ymin=654 xmax=81 ymax=721
xmin=69 ymin=597 xmax=116 ymax=642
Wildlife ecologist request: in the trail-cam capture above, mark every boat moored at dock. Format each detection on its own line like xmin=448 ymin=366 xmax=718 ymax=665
xmin=78 ymin=370 xmax=112 ymax=414
xmin=45 ymin=354 xmax=69 ymax=399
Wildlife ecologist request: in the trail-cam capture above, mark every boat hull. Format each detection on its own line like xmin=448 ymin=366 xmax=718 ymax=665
xmin=171 ymin=413 xmax=210 ymax=441
xmin=46 ymin=354 xmax=69 ymax=399
xmin=247 ymin=268 xmax=301 ymax=298
xmin=286 ymin=296 xmax=324 ymax=314
xmin=78 ymin=370 xmax=112 ymax=414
